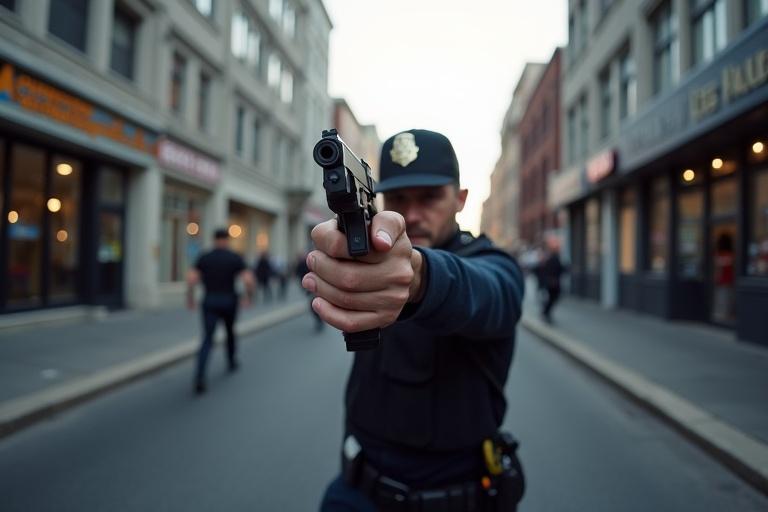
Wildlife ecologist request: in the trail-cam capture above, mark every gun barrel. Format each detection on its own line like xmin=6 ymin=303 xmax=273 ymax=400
xmin=313 ymin=139 xmax=342 ymax=167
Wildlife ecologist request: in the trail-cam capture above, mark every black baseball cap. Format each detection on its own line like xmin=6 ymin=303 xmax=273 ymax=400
xmin=376 ymin=129 xmax=460 ymax=193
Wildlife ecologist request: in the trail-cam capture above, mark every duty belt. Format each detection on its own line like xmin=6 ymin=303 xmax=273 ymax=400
xmin=344 ymin=455 xmax=484 ymax=512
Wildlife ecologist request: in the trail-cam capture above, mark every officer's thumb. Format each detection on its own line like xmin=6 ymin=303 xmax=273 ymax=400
xmin=370 ymin=211 xmax=406 ymax=253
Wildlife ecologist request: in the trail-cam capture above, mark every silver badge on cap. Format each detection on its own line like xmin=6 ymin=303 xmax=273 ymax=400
xmin=390 ymin=132 xmax=419 ymax=167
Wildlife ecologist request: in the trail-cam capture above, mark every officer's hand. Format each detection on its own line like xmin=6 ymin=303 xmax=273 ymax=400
xmin=303 ymin=212 xmax=424 ymax=333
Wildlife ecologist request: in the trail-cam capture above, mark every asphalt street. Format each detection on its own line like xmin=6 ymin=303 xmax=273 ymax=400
xmin=0 ymin=313 xmax=766 ymax=511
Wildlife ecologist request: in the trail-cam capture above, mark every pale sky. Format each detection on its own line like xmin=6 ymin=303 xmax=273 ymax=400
xmin=322 ymin=0 xmax=568 ymax=234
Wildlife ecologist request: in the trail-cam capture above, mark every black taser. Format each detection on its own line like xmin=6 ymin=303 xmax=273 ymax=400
xmin=312 ymin=129 xmax=380 ymax=351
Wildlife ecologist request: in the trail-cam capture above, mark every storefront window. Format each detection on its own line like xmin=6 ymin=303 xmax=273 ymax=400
xmin=0 ymin=139 xmax=5 ymax=220
xmin=100 ymin=167 xmax=124 ymax=205
xmin=585 ymin=197 xmax=601 ymax=274
xmin=7 ymin=144 xmax=45 ymax=307
xmin=49 ymin=155 xmax=82 ymax=302
xmin=228 ymin=203 xmax=250 ymax=257
xmin=648 ymin=177 xmax=670 ymax=273
xmin=619 ymin=188 xmax=637 ymax=274
xmin=748 ymin=167 xmax=768 ymax=276
xmin=677 ymin=188 xmax=704 ymax=279
xmin=160 ymin=183 xmax=204 ymax=282
xmin=711 ymin=177 xmax=738 ymax=217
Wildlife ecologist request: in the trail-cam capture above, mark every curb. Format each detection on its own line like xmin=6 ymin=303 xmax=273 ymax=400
xmin=521 ymin=315 xmax=768 ymax=496
xmin=0 ymin=302 xmax=307 ymax=440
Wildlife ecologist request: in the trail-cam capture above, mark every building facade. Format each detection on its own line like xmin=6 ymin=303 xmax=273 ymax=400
xmin=0 ymin=0 xmax=332 ymax=313
xmin=519 ymin=48 xmax=562 ymax=247
xmin=481 ymin=62 xmax=545 ymax=253
xmin=552 ymin=0 xmax=768 ymax=345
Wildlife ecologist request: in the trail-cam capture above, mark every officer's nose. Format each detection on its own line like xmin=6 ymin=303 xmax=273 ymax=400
xmin=401 ymin=203 xmax=423 ymax=225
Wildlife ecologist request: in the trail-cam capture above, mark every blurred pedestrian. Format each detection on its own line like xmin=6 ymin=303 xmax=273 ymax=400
xmin=537 ymin=235 xmax=566 ymax=323
xmin=295 ymin=252 xmax=324 ymax=331
xmin=255 ymin=251 xmax=274 ymax=302
xmin=273 ymin=255 xmax=289 ymax=300
xmin=186 ymin=228 xmax=254 ymax=395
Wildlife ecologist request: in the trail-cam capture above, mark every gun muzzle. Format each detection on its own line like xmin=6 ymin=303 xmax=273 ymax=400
xmin=313 ymin=139 xmax=342 ymax=167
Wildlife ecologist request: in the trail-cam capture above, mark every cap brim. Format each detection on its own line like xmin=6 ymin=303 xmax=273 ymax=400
xmin=375 ymin=173 xmax=455 ymax=193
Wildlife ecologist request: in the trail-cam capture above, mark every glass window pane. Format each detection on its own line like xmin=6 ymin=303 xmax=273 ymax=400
xmin=160 ymin=183 xmax=203 ymax=282
xmin=648 ymin=177 xmax=669 ymax=272
xmin=50 ymin=155 xmax=81 ymax=301
xmin=100 ymin=167 xmax=124 ymax=205
xmin=712 ymin=177 xmax=738 ymax=217
xmin=98 ymin=211 xmax=123 ymax=296
xmin=619 ymin=189 xmax=636 ymax=273
xmin=585 ymin=198 xmax=601 ymax=273
xmin=110 ymin=7 xmax=136 ymax=80
xmin=0 ymin=139 xmax=5 ymax=221
xmin=198 ymin=73 xmax=210 ymax=131
xmin=195 ymin=0 xmax=213 ymax=17
xmin=748 ymin=168 xmax=768 ymax=276
xmin=677 ymin=189 xmax=704 ymax=279
xmin=170 ymin=53 xmax=186 ymax=114
xmin=7 ymin=144 xmax=45 ymax=307
xmin=48 ymin=0 xmax=89 ymax=52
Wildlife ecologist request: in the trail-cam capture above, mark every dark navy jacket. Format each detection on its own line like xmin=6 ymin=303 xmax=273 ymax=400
xmin=345 ymin=230 xmax=524 ymax=484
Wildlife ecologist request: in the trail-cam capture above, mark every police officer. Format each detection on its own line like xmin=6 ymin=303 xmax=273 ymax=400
xmin=304 ymin=130 xmax=525 ymax=511
xmin=187 ymin=228 xmax=255 ymax=395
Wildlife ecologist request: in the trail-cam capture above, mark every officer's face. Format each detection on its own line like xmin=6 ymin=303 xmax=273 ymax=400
xmin=383 ymin=185 xmax=468 ymax=248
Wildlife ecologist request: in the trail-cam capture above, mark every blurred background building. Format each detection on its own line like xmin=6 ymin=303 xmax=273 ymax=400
xmin=480 ymin=62 xmax=544 ymax=254
xmin=519 ymin=48 xmax=562 ymax=248
xmin=0 ymin=0 xmax=335 ymax=312
xmin=548 ymin=0 xmax=767 ymax=344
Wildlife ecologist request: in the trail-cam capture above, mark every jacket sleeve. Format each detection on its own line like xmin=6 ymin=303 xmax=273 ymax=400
xmin=398 ymin=247 xmax=525 ymax=339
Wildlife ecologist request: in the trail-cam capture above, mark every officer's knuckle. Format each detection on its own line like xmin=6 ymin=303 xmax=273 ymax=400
xmin=338 ymin=291 xmax=354 ymax=309
xmin=340 ymin=272 xmax=359 ymax=291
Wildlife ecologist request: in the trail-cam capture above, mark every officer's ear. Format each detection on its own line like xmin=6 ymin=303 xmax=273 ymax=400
xmin=455 ymin=187 xmax=468 ymax=213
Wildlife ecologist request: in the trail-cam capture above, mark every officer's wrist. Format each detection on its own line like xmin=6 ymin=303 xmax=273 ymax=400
xmin=408 ymin=249 xmax=427 ymax=304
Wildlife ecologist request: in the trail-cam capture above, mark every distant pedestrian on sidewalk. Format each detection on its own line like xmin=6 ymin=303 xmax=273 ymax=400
xmin=187 ymin=228 xmax=255 ymax=395
xmin=537 ymin=235 xmax=566 ymax=324
xmin=255 ymin=252 xmax=275 ymax=303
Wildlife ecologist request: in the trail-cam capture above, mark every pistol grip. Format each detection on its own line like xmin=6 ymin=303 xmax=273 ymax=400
xmin=339 ymin=211 xmax=371 ymax=257
xmin=343 ymin=329 xmax=381 ymax=351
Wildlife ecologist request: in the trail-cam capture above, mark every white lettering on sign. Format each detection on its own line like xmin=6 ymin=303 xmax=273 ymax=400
xmin=158 ymin=138 xmax=221 ymax=184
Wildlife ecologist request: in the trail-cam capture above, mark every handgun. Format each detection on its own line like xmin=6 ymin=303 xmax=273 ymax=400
xmin=312 ymin=129 xmax=381 ymax=352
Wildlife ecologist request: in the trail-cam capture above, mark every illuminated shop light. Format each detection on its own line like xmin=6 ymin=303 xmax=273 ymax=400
xmin=47 ymin=198 xmax=62 ymax=212
xmin=187 ymin=222 xmax=200 ymax=236
xmin=56 ymin=230 xmax=68 ymax=242
xmin=8 ymin=210 xmax=19 ymax=223
xmin=754 ymin=141 xmax=765 ymax=154
xmin=56 ymin=163 xmax=73 ymax=176
xmin=711 ymin=158 xmax=723 ymax=169
xmin=683 ymin=169 xmax=696 ymax=182
xmin=228 ymin=224 xmax=243 ymax=238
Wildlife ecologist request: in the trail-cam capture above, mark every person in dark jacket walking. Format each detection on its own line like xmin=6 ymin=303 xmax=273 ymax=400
xmin=304 ymin=129 xmax=526 ymax=511
xmin=186 ymin=228 xmax=254 ymax=395
xmin=537 ymin=236 xmax=566 ymax=324
xmin=255 ymin=252 xmax=274 ymax=302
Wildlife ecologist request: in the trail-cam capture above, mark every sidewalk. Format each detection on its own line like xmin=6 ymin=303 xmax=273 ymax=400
xmin=0 ymin=286 xmax=308 ymax=438
xmin=521 ymin=290 xmax=768 ymax=493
